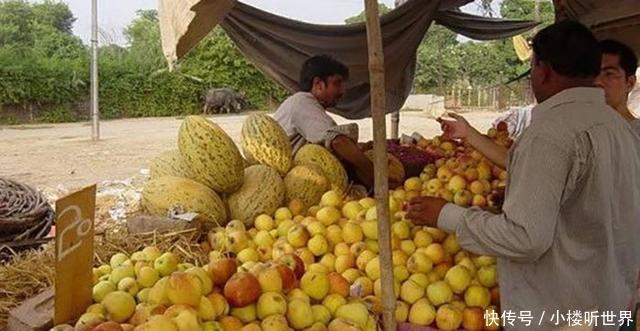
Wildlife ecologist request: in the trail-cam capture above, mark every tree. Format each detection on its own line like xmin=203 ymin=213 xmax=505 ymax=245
xmin=501 ymin=0 xmax=555 ymax=26
xmin=344 ymin=3 xmax=392 ymax=24
xmin=413 ymin=24 xmax=460 ymax=94
xmin=32 ymin=0 xmax=76 ymax=35
xmin=124 ymin=10 xmax=164 ymax=69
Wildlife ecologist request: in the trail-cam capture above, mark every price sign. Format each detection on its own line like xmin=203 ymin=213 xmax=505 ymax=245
xmin=54 ymin=185 xmax=96 ymax=325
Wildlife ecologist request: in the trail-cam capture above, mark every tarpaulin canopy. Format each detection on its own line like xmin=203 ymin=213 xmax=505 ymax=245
xmin=158 ymin=0 xmax=537 ymax=119
xmin=554 ymin=0 xmax=640 ymax=56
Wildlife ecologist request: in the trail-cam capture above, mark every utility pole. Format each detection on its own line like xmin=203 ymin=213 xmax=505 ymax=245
xmin=91 ymin=0 xmax=100 ymax=141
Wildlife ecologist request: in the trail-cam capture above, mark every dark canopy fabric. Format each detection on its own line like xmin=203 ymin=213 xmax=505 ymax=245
xmin=217 ymin=0 xmax=537 ymax=119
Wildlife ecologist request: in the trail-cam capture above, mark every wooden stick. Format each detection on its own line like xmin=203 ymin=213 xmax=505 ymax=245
xmin=363 ymin=1 xmax=396 ymax=330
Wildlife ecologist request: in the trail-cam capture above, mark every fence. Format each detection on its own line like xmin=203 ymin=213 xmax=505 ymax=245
xmin=445 ymin=80 xmax=534 ymax=110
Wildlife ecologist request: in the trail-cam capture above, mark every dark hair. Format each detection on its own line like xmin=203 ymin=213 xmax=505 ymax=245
xmin=598 ymin=39 xmax=638 ymax=77
xmin=532 ymin=20 xmax=601 ymax=78
xmin=299 ymin=55 xmax=349 ymax=92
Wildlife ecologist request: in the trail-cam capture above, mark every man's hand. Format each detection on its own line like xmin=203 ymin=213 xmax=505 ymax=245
xmin=406 ymin=196 xmax=448 ymax=227
xmin=436 ymin=113 xmax=472 ymax=140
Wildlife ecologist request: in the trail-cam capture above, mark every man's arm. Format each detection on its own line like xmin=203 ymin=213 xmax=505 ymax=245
xmin=423 ymin=136 xmax=570 ymax=261
xmin=439 ymin=113 xmax=508 ymax=168
xmin=330 ymin=134 xmax=375 ymax=189
xmin=465 ymin=129 xmax=509 ymax=169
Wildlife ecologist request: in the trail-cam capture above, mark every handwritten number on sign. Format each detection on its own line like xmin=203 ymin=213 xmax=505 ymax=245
xmin=57 ymin=205 xmax=92 ymax=262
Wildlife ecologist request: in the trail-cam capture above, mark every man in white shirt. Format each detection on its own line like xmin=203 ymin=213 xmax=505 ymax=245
xmin=274 ymin=55 xmax=395 ymax=190
xmin=409 ymin=20 xmax=640 ymax=330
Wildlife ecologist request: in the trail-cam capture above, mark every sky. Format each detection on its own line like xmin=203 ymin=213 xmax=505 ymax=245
xmin=62 ymin=0 xmax=499 ymax=45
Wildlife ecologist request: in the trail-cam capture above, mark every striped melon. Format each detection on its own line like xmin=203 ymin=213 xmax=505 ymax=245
xmin=141 ymin=176 xmax=227 ymax=227
xmin=227 ymin=165 xmax=285 ymax=226
xmin=241 ymin=114 xmax=292 ymax=176
xmin=178 ymin=116 xmax=244 ymax=193
xmin=364 ymin=150 xmax=406 ymax=184
xmin=285 ymin=164 xmax=330 ymax=208
xmin=149 ymin=149 xmax=193 ymax=180
xmin=293 ymin=144 xmax=348 ymax=193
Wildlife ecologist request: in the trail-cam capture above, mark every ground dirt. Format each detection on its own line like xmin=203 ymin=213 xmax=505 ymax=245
xmin=0 ymin=111 xmax=501 ymax=191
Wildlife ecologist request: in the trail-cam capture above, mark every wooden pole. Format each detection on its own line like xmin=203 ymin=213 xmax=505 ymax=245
xmin=363 ymin=1 xmax=396 ymax=330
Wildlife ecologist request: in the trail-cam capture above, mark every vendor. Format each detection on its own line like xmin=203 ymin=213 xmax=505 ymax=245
xmin=274 ymin=55 xmax=399 ymax=190
xmin=408 ymin=21 xmax=640 ymax=329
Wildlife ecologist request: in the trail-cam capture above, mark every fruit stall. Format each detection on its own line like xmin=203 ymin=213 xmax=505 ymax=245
xmin=0 ymin=2 xmax=516 ymax=331
xmin=21 ymin=109 xmax=507 ymax=331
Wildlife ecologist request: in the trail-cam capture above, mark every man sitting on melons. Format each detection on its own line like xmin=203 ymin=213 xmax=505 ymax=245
xmin=274 ymin=54 xmax=400 ymax=190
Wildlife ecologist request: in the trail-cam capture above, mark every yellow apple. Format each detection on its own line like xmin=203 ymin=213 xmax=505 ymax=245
xmin=287 ymin=298 xmax=314 ymax=330
xmin=436 ymin=304 xmax=463 ymax=331
xmin=275 ymin=207 xmax=293 ymax=221
xmin=92 ymin=281 xmax=115 ymax=303
xmin=424 ymin=243 xmax=446 ymax=264
xmin=316 ymin=207 xmax=341 ymax=226
xmin=257 ymin=292 xmax=287 ymax=319
xmin=477 ymin=265 xmax=498 ymax=288
xmin=300 ymin=271 xmax=330 ymax=301
xmin=426 ymin=281 xmax=453 ymax=306
xmin=102 ymin=291 xmax=136 ymax=322
xmin=166 ymin=272 xmax=202 ymax=307
xmin=407 ymin=252 xmax=433 ymax=274
xmin=364 ymin=256 xmax=380 ymax=281
xmin=308 ymin=235 xmax=329 ymax=256
xmin=442 ymin=235 xmax=461 ymax=255
xmin=231 ymin=304 xmax=257 ymax=323
xmin=464 ymin=285 xmax=491 ymax=308
xmin=307 ymin=221 xmax=326 ymax=237
xmin=342 ymin=222 xmax=363 ymax=244
xmin=445 ymin=265 xmax=471 ymax=294
xmin=261 ymin=315 xmax=289 ymax=331
xmin=408 ymin=298 xmax=436 ymax=326
xmin=400 ymin=279 xmax=424 ymax=304
xmin=258 ymin=267 xmax=283 ymax=293
xmin=254 ymin=214 xmax=275 ymax=231
xmin=117 ymin=277 xmax=139 ymax=296
xmin=287 ymin=225 xmax=310 ymax=248
xmin=447 ymin=175 xmax=467 ymax=193
xmin=335 ymin=302 xmax=369 ymax=329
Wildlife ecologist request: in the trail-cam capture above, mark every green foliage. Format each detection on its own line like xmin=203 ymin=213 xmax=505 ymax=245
xmin=414 ymin=24 xmax=460 ymax=94
xmin=344 ymin=3 xmax=392 ymax=24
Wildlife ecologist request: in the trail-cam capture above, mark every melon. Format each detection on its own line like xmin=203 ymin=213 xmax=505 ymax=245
xmin=178 ymin=116 xmax=244 ymax=193
xmin=284 ymin=164 xmax=330 ymax=208
xmin=294 ymin=144 xmax=348 ymax=193
xmin=241 ymin=114 xmax=292 ymax=176
xmin=227 ymin=165 xmax=285 ymax=226
xmin=141 ymin=176 xmax=227 ymax=226
xmin=149 ymin=149 xmax=193 ymax=180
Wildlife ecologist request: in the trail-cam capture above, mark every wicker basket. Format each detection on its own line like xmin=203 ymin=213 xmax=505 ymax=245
xmin=0 ymin=178 xmax=54 ymax=243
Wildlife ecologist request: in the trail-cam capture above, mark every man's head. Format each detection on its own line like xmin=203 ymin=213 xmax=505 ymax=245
xmin=594 ymin=39 xmax=638 ymax=111
xmin=530 ymin=20 xmax=601 ymax=103
xmin=300 ymin=55 xmax=349 ymax=108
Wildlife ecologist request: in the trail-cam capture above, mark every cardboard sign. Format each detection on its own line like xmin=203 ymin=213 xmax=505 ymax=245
xmin=54 ymin=185 xmax=96 ymax=325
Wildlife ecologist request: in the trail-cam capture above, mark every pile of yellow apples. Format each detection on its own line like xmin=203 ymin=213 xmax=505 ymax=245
xmin=415 ymin=123 xmax=512 ymax=212
xmin=52 ymin=188 xmax=501 ymax=331
xmin=52 ymin=126 xmax=512 ymax=331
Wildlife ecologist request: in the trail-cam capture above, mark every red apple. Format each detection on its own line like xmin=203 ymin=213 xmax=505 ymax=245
xmin=277 ymin=254 xmax=305 ymax=279
xmin=223 ymin=272 xmax=261 ymax=307
xmin=275 ymin=263 xmax=297 ymax=293
xmin=208 ymin=257 xmax=237 ymax=286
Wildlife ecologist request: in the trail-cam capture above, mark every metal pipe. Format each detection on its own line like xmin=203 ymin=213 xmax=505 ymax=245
xmin=90 ymin=0 xmax=100 ymax=141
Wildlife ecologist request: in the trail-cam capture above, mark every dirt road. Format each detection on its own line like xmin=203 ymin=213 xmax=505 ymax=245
xmin=0 ymin=111 xmax=501 ymax=191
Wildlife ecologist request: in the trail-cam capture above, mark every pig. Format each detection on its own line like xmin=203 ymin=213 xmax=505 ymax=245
xmin=203 ymin=88 xmax=247 ymax=114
